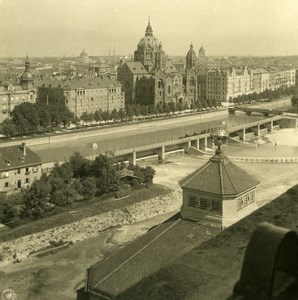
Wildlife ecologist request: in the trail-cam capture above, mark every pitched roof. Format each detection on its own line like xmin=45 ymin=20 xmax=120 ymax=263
xmin=0 ymin=144 xmax=42 ymax=171
xmin=125 ymin=62 xmax=148 ymax=75
xmin=87 ymin=217 xmax=219 ymax=298
xmin=179 ymin=150 xmax=259 ymax=196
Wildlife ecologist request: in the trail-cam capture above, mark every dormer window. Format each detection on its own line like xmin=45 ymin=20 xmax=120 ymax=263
xmin=19 ymin=157 xmax=25 ymax=163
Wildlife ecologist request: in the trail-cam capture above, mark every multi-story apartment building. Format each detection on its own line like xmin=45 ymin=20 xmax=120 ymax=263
xmin=267 ymin=67 xmax=296 ymax=90
xmin=0 ymin=56 xmax=36 ymax=123
xmin=250 ymin=68 xmax=269 ymax=93
xmin=205 ymin=67 xmax=251 ymax=103
xmin=0 ymin=143 xmax=42 ymax=193
xmin=37 ymin=77 xmax=125 ymax=118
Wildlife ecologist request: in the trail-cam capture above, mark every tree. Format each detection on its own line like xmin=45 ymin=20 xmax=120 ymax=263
xmin=1 ymin=119 xmax=18 ymax=137
xmin=23 ymin=181 xmax=51 ymax=219
xmin=81 ymin=177 xmax=97 ymax=198
xmin=118 ymin=108 xmax=127 ymax=121
xmin=69 ymin=152 xmax=90 ymax=178
xmin=51 ymin=162 xmax=73 ymax=183
xmin=111 ymin=108 xmax=119 ymax=122
xmin=90 ymin=154 xmax=119 ymax=194
xmin=94 ymin=109 xmax=103 ymax=123
xmin=60 ymin=107 xmax=74 ymax=127
xmin=80 ymin=112 xmax=90 ymax=126
xmin=11 ymin=102 xmax=40 ymax=134
xmin=102 ymin=110 xmax=111 ymax=123
xmin=1 ymin=202 xmax=20 ymax=226
xmin=291 ymin=95 xmax=298 ymax=112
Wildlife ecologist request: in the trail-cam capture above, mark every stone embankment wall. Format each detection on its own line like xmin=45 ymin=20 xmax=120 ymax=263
xmin=0 ymin=190 xmax=182 ymax=264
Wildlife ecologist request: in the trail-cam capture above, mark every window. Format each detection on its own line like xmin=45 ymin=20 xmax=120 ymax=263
xmin=188 ymin=196 xmax=196 ymax=207
xmin=199 ymin=198 xmax=208 ymax=210
xmin=32 ymin=167 xmax=38 ymax=173
xmin=211 ymin=200 xmax=221 ymax=212
xmin=25 ymin=178 xmax=30 ymax=184
xmin=4 ymin=182 xmax=9 ymax=188
xmin=168 ymin=86 xmax=171 ymax=94
xmin=25 ymin=167 xmax=30 ymax=174
xmin=17 ymin=169 xmax=21 ymax=174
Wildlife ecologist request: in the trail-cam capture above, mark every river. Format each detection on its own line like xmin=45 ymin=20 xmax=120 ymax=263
xmin=30 ymin=112 xmax=267 ymax=163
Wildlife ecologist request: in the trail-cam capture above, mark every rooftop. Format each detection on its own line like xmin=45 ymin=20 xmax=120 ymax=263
xmin=179 ymin=150 xmax=260 ymax=196
xmin=0 ymin=144 xmax=41 ymax=171
xmin=38 ymin=77 xmax=121 ymax=90
xmin=87 ymin=216 xmax=219 ymax=298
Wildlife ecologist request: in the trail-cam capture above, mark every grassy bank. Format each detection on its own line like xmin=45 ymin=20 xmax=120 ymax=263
xmin=0 ymin=184 xmax=171 ymax=243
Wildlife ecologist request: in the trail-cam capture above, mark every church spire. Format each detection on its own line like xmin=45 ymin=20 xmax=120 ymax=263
xmin=145 ymin=16 xmax=153 ymax=36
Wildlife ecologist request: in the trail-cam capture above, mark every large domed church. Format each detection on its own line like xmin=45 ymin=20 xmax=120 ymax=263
xmin=118 ymin=20 xmax=192 ymax=106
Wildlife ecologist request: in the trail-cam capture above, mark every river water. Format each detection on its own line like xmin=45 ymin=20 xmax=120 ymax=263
xmin=31 ymin=112 xmax=267 ymax=163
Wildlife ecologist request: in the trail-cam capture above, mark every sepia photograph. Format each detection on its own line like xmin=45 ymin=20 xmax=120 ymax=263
xmin=0 ymin=0 xmax=298 ymax=299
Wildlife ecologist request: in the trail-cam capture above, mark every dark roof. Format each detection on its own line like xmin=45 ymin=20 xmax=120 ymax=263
xmin=0 ymin=144 xmax=41 ymax=171
xmin=179 ymin=150 xmax=259 ymax=196
xmin=115 ymin=184 xmax=298 ymax=300
xmin=117 ymin=168 xmax=138 ymax=179
xmin=125 ymin=62 xmax=148 ymax=75
xmin=87 ymin=218 xmax=219 ymax=298
xmin=38 ymin=77 xmax=121 ymax=90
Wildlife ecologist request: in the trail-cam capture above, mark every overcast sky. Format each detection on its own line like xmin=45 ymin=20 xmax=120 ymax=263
xmin=0 ymin=0 xmax=298 ymax=57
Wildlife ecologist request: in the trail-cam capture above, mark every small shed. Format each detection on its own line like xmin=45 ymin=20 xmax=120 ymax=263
xmin=179 ymin=148 xmax=260 ymax=229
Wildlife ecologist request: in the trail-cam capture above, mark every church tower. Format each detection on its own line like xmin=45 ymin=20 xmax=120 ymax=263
xmin=155 ymin=42 xmax=166 ymax=71
xmin=185 ymin=43 xmax=198 ymax=104
xmin=20 ymin=55 xmax=34 ymax=90
xmin=134 ymin=18 xmax=160 ymax=73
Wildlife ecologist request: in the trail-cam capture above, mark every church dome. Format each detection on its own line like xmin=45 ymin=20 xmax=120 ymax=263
xmin=21 ymin=56 xmax=33 ymax=81
xmin=199 ymin=46 xmax=205 ymax=56
xmin=186 ymin=43 xmax=197 ymax=69
xmin=80 ymin=49 xmax=88 ymax=57
xmin=21 ymin=71 xmax=33 ymax=80
xmin=186 ymin=43 xmax=197 ymax=60
xmin=137 ymin=21 xmax=160 ymax=50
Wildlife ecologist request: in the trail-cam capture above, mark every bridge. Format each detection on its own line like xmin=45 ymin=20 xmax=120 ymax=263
xmin=102 ymin=115 xmax=296 ymax=166
xmin=228 ymin=106 xmax=283 ymax=117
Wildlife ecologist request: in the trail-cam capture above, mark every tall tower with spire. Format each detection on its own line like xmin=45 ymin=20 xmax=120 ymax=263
xmin=185 ymin=43 xmax=198 ymax=104
xmin=134 ymin=17 xmax=160 ymax=73
xmin=20 ymin=55 xmax=34 ymax=89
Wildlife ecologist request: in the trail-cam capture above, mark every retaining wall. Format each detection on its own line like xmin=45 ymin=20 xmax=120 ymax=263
xmin=0 ymin=190 xmax=182 ymax=264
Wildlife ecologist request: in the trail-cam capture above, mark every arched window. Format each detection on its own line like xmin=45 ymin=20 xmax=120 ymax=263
xmin=158 ymin=79 xmax=164 ymax=88
xmin=190 ymin=77 xmax=195 ymax=86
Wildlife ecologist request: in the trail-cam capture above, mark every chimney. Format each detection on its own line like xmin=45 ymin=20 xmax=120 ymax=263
xmin=22 ymin=143 xmax=26 ymax=156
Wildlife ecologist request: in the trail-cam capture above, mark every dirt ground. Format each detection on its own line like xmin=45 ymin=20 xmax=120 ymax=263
xmin=1 ymin=128 xmax=298 ymax=300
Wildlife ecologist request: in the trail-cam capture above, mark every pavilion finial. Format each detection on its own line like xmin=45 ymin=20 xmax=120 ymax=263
xmin=148 ymin=16 xmax=150 ymax=24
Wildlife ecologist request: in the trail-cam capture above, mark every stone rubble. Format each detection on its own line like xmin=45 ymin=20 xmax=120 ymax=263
xmin=0 ymin=190 xmax=182 ymax=264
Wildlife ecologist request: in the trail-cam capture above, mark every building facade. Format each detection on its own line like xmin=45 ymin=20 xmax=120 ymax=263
xmin=0 ymin=143 xmax=42 ymax=193
xmin=38 ymin=77 xmax=125 ymax=117
xmin=0 ymin=56 xmax=36 ymax=123
xmin=117 ymin=21 xmax=186 ymax=106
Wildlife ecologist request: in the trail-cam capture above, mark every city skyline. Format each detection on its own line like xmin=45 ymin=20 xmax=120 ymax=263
xmin=0 ymin=0 xmax=298 ymax=57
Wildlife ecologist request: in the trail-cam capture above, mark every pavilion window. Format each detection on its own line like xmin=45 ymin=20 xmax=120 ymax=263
xmin=199 ymin=198 xmax=208 ymax=210
xmin=188 ymin=196 xmax=197 ymax=207
xmin=211 ymin=200 xmax=221 ymax=212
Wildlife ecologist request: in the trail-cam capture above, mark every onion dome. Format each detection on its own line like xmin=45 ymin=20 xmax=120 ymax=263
xmin=21 ymin=55 xmax=33 ymax=81
xmin=186 ymin=42 xmax=197 ymax=69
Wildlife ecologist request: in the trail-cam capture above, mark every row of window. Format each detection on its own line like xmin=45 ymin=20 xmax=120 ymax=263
xmin=0 ymin=167 xmax=38 ymax=178
xmin=236 ymin=191 xmax=255 ymax=211
xmin=188 ymin=196 xmax=222 ymax=212
xmin=4 ymin=178 xmax=31 ymax=187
